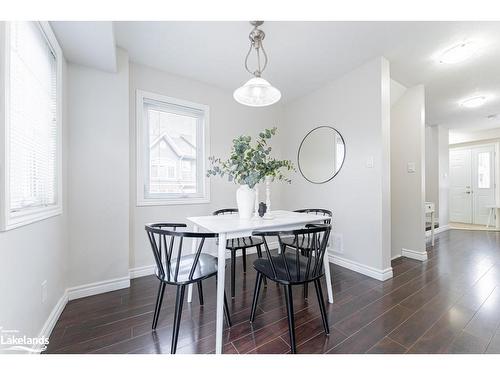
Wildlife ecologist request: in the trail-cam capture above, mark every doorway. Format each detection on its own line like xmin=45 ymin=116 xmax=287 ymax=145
xmin=450 ymin=144 xmax=496 ymax=225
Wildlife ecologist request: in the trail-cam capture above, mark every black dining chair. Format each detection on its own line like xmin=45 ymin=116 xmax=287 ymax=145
xmin=145 ymin=223 xmax=231 ymax=354
xmin=213 ymin=208 xmax=266 ymax=298
xmin=282 ymin=209 xmax=332 ymax=298
xmin=249 ymin=224 xmax=332 ymax=353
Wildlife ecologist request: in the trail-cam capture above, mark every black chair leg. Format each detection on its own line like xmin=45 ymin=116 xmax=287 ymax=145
xmin=231 ymin=252 xmax=236 ymax=298
xmin=249 ymin=272 xmax=263 ymax=322
xmin=224 ymin=291 xmax=232 ymax=327
xmin=284 ymin=284 xmax=296 ymax=354
xmin=152 ymin=281 xmax=166 ymax=329
xmin=303 ymin=283 xmax=308 ymax=299
xmin=242 ymin=248 xmax=247 ymax=273
xmin=256 ymin=245 xmax=267 ymax=286
xmin=314 ymin=279 xmax=329 ymax=335
xmin=197 ymin=281 xmax=204 ymax=305
xmin=171 ymin=285 xmax=186 ymax=354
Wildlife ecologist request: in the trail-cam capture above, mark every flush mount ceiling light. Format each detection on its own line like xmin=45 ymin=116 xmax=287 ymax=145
xmin=438 ymin=41 xmax=480 ymax=64
xmin=460 ymin=95 xmax=487 ymax=108
xmin=233 ymin=21 xmax=281 ymax=107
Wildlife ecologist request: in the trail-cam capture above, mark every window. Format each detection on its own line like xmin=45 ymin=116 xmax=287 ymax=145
xmin=0 ymin=22 xmax=63 ymax=230
xmin=136 ymin=90 xmax=210 ymax=205
xmin=478 ymin=152 xmax=491 ymax=189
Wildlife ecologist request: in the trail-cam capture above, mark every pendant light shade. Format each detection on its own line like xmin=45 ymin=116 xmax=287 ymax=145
xmin=233 ymin=77 xmax=281 ymax=107
xmin=234 ymin=21 xmax=281 ymax=107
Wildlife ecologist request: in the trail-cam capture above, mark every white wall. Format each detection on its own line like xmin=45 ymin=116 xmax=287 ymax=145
xmin=67 ymin=48 xmax=130 ymax=288
xmin=391 ymin=85 xmax=426 ymax=259
xmin=129 ymin=63 xmax=284 ymax=270
xmin=0 ymin=23 xmax=69 ymax=346
xmin=438 ymin=126 xmax=450 ymax=226
xmin=425 ymin=126 xmax=439 ymax=215
xmin=281 ymin=57 xmax=393 ymax=280
xmin=424 ymin=125 xmax=449 ymax=228
xmin=390 ymin=79 xmax=407 ymax=107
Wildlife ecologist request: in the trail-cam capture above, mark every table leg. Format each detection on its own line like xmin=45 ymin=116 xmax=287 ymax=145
xmin=215 ymin=232 xmax=227 ymax=354
xmin=323 ymin=249 xmax=334 ymax=303
xmin=487 ymin=208 xmax=492 ymax=228
xmin=187 ymin=224 xmax=199 ymax=303
xmin=496 ymin=208 xmax=500 ymax=229
xmin=431 ymin=211 xmax=435 ymax=246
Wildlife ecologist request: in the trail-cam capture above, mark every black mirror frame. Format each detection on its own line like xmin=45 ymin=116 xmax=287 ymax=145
xmin=297 ymin=126 xmax=346 ymax=184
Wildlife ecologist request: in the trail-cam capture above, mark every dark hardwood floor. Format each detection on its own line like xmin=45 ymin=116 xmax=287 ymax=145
xmin=46 ymin=229 xmax=500 ymax=354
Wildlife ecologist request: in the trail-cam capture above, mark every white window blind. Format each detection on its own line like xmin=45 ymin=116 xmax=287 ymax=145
xmin=8 ymin=22 xmax=58 ymax=212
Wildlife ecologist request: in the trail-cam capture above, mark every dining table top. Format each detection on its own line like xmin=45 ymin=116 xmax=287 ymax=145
xmin=187 ymin=209 xmax=327 ymax=234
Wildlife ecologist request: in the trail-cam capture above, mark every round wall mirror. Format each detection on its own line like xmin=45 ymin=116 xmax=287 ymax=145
xmin=297 ymin=126 xmax=346 ymax=184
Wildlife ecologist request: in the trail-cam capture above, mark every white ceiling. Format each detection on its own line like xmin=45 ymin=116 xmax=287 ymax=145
xmin=50 ymin=21 xmax=117 ymax=73
xmin=55 ymin=21 xmax=500 ymax=131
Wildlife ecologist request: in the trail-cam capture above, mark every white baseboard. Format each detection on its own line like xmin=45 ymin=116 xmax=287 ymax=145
xmin=129 ymin=264 xmax=156 ymax=279
xmin=66 ymin=276 xmax=130 ymax=301
xmin=426 ymin=224 xmax=450 ymax=237
xmin=34 ymin=275 xmax=129 ymax=353
xmin=401 ymin=248 xmax=428 ymax=261
xmin=328 ymin=253 xmax=393 ymax=281
xmin=391 ymin=254 xmax=402 ymax=260
xmin=34 ymin=291 xmax=68 ymax=354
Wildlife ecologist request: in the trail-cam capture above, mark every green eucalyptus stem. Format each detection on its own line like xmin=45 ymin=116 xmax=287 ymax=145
xmin=206 ymin=127 xmax=296 ymax=189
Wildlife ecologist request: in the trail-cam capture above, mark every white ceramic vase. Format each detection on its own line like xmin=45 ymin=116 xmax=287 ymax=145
xmin=236 ymin=185 xmax=255 ymax=219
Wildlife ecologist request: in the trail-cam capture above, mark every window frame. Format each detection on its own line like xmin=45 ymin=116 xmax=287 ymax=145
xmin=0 ymin=21 xmax=63 ymax=231
xmin=136 ymin=89 xmax=210 ymax=206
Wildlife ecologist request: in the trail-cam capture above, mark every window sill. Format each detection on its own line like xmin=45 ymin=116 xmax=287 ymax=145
xmin=2 ymin=206 xmax=63 ymax=231
xmin=137 ymin=197 xmax=210 ymax=207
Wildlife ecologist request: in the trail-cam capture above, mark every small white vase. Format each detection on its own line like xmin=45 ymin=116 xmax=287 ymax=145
xmin=236 ymin=185 xmax=255 ymax=219
xmin=264 ymin=176 xmax=274 ymax=219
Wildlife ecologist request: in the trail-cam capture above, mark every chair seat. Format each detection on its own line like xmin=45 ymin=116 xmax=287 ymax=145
xmin=155 ymin=253 xmax=218 ymax=284
xmin=225 ymin=236 xmax=264 ymax=250
xmin=253 ymin=253 xmax=323 ymax=284
xmin=281 ymin=236 xmax=317 ymax=251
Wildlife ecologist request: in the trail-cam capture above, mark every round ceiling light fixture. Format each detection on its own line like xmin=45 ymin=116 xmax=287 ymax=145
xmin=438 ymin=41 xmax=480 ymax=64
xmin=460 ymin=95 xmax=487 ymax=108
xmin=233 ymin=21 xmax=281 ymax=107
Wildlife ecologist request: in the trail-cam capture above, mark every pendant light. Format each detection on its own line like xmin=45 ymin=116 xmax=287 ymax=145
xmin=233 ymin=21 xmax=281 ymax=107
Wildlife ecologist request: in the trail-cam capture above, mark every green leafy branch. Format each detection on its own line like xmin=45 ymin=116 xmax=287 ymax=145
xmin=206 ymin=127 xmax=295 ymax=189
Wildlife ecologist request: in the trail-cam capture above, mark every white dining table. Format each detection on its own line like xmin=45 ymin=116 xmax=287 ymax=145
xmin=186 ymin=209 xmax=334 ymax=354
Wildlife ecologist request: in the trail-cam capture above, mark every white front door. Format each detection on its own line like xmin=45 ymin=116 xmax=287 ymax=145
xmin=472 ymin=145 xmax=495 ymax=225
xmin=450 ymin=148 xmax=472 ymax=223
xmin=449 ymin=145 xmax=496 ymax=224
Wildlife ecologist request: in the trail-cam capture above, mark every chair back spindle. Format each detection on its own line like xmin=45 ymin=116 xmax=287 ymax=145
xmin=294 ymin=209 xmax=332 ymax=247
xmin=253 ymin=224 xmax=331 ymax=283
xmin=145 ymin=223 xmax=217 ymax=283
